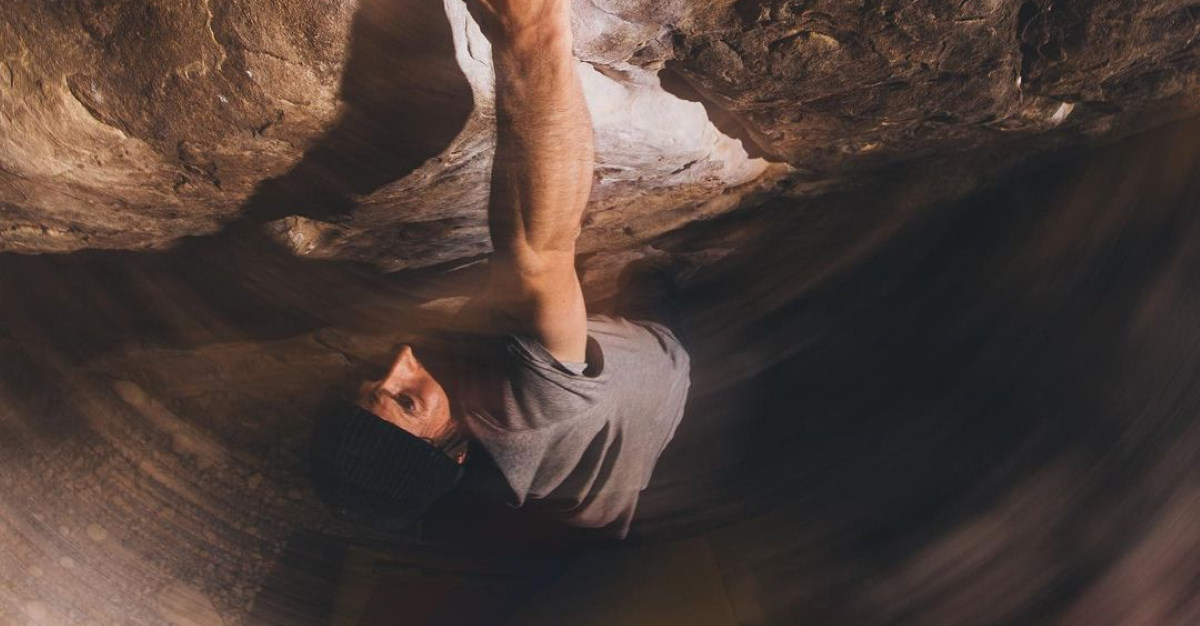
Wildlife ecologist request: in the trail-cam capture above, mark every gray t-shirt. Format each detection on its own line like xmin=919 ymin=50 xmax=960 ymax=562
xmin=454 ymin=314 xmax=691 ymax=538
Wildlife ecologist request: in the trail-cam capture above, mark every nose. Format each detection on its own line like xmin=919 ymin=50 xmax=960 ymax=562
xmin=383 ymin=345 xmax=418 ymax=383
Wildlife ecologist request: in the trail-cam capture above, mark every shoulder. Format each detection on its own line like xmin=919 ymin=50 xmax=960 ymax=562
xmin=586 ymin=315 xmax=690 ymax=373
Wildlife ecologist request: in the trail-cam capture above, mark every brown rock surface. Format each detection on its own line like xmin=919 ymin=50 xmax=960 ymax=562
xmin=663 ymin=0 xmax=1200 ymax=162
xmin=2 ymin=0 xmax=1197 ymax=266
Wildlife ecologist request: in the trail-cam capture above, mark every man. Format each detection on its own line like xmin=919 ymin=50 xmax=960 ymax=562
xmin=310 ymin=0 xmax=690 ymax=539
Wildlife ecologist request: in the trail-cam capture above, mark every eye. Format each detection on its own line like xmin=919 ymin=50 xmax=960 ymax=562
xmin=395 ymin=394 xmax=417 ymax=413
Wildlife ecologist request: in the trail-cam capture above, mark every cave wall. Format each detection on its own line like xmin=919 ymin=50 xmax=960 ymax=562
xmin=2 ymin=0 xmax=1197 ymax=268
xmin=3 ymin=2 xmax=1200 ymax=624
xmin=1 ymin=113 xmax=1197 ymax=626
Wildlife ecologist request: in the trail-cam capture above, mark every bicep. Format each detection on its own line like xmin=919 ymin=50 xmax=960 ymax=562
xmin=488 ymin=249 xmax=588 ymax=363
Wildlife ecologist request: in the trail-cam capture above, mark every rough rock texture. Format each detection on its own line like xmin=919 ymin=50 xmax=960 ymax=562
xmin=2 ymin=0 xmax=1197 ymax=268
xmin=660 ymin=0 xmax=1200 ymax=165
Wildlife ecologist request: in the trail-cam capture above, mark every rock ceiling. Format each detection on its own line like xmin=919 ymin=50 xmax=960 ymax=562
xmin=1 ymin=0 xmax=1197 ymax=267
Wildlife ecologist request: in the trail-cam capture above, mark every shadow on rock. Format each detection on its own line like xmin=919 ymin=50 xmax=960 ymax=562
xmin=239 ymin=0 xmax=474 ymax=226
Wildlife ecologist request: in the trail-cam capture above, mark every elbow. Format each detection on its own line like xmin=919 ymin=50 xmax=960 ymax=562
xmin=504 ymin=244 xmax=577 ymax=280
xmin=516 ymin=222 xmax=581 ymax=259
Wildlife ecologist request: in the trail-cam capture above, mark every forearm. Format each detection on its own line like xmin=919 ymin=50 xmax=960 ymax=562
xmin=487 ymin=22 xmax=595 ymax=272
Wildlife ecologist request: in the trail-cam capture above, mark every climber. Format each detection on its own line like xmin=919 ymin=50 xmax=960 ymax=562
xmin=308 ymin=0 xmax=691 ymax=539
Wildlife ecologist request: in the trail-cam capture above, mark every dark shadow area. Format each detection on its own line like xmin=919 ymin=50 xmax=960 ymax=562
xmin=248 ymin=530 xmax=568 ymax=626
xmin=627 ymin=116 xmax=1200 ymax=623
xmin=241 ymin=0 xmax=474 ymax=225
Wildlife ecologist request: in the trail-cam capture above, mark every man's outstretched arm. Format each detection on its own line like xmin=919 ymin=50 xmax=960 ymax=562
xmin=475 ymin=0 xmax=595 ymax=363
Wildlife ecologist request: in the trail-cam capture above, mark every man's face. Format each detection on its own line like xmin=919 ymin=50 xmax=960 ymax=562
xmin=355 ymin=345 xmax=457 ymax=453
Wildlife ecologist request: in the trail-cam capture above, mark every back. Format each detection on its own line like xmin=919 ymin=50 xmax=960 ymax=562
xmin=451 ymin=315 xmax=691 ymax=538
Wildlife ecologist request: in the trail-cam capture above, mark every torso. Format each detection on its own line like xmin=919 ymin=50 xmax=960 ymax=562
xmin=448 ymin=315 xmax=691 ymax=538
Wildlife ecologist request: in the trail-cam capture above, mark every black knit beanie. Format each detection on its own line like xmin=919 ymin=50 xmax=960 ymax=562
xmin=309 ymin=396 xmax=464 ymax=523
